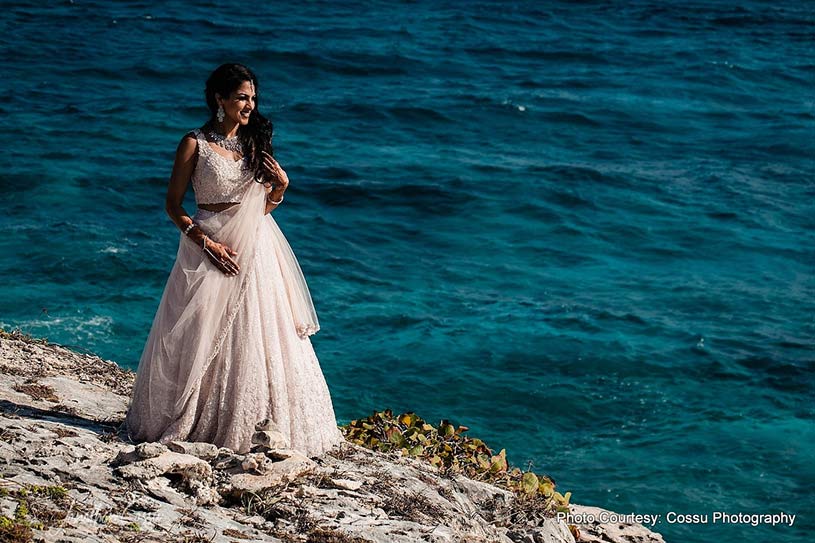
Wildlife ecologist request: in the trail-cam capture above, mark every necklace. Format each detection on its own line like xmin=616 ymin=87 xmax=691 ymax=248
xmin=206 ymin=128 xmax=244 ymax=153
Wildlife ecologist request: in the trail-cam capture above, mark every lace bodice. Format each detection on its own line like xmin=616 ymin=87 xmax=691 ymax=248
xmin=188 ymin=128 xmax=255 ymax=205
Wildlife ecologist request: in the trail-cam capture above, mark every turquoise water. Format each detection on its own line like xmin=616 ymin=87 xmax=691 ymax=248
xmin=1 ymin=2 xmax=812 ymax=541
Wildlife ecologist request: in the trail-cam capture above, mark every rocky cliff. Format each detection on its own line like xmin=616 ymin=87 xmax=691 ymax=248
xmin=0 ymin=328 xmax=666 ymax=543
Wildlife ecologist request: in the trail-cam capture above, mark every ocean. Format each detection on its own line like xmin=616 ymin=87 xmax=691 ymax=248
xmin=0 ymin=1 xmax=812 ymax=541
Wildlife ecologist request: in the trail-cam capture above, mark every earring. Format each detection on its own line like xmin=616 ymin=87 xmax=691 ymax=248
xmin=217 ymin=103 xmax=225 ymax=122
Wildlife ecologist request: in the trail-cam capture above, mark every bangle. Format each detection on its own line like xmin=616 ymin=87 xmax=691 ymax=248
xmin=183 ymin=221 xmax=196 ymax=235
xmin=268 ymin=194 xmax=284 ymax=205
xmin=202 ymin=235 xmax=208 ymax=252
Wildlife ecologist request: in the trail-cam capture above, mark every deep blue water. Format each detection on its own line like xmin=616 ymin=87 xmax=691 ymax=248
xmin=1 ymin=2 xmax=813 ymax=541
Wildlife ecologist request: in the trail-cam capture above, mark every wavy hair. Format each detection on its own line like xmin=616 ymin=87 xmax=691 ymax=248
xmin=203 ymin=63 xmax=274 ymax=183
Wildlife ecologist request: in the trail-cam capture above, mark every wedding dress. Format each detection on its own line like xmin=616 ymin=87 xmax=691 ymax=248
xmin=123 ymin=128 xmax=345 ymax=457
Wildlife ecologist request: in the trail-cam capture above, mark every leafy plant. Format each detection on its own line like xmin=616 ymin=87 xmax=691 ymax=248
xmin=340 ymin=409 xmax=571 ymax=515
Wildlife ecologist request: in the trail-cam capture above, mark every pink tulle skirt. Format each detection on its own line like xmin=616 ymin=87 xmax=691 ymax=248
xmin=124 ymin=185 xmax=344 ymax=457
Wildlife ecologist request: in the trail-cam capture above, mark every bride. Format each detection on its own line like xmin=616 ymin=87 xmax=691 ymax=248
xmin=123 ymin=63 xmax=345 ymax=457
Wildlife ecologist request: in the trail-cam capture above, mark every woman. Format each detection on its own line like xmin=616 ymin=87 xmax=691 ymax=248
xmin=122 ymin=63 xmax=345 ymax=457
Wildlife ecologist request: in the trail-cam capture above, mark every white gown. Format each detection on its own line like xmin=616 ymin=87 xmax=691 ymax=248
xmin=123 ymin=128 xmax=345 ymax=457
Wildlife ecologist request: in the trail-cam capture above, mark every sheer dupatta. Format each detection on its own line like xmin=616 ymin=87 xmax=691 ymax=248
xmin=126 ymin=179 xmax=320 ymax=433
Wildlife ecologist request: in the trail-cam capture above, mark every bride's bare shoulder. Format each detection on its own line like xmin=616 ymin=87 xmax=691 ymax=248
xmin=173 ymin=129 xmax=200 ymax=163
xmin=183 ymin=126 xmax=202 ymax=139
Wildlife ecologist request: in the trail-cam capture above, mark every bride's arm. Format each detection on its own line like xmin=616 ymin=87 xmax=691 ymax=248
xmin=264 ymin=185 xmax=286 ymax=215
xmin=262 ymin=150 xmax=289 ymax=214
xmin=165 ymin=134 xmax=205 ymax=245
xmin=165 ymin=134 xmax=240 ymax=275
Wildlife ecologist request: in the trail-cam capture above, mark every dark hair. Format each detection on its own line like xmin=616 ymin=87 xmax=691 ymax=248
xmin=204 ymin=63 xmax=274 ymax=183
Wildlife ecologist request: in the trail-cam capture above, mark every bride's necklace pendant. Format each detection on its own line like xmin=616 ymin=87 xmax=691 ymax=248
xmin=207 ymin=129 xmax=243 ymax=154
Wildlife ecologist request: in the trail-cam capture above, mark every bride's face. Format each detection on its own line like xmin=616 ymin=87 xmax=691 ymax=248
xmin=218 ymin=80 xmax=256 ymax=126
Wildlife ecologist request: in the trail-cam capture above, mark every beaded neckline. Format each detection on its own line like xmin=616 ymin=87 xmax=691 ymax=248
xmin=207 ymin=145 xmax=245 ymax=165
xmin=196 ymin=130 xmax=245 ymax=165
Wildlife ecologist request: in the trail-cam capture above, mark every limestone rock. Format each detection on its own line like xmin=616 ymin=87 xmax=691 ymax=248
xmin=254 ymin=417 xmax=282 ymax=432
xmin=570 ymin=504 xmax=666 ymax=543
xmin=251 ymin=429 xmax=290 ymax=450
xmin=251 ymin=418 xmax=291 ymax=451
xmin=143 ymin=476 xmax=192 ymax=507
xmin=167 ymin=440 xmax=220 ymax=461
xmin=240 ymin=451 xmax=277 ymax=474
xmin=329 ymin=477 xmax=362 ymax=491
xmin=226 ymin=451 xmax=316 ymax=496
xmin=507 ymin=519 xmax=576 ymax=543
xmin=113 ymin=449 xmax=213 ymax=482
xmin=188 ymin=478 xmax=222 ymax=506
xmin=264 ymin=447 xmax=300 ymax=461
xmin=135 ymin=441 xmax=168 ymax=459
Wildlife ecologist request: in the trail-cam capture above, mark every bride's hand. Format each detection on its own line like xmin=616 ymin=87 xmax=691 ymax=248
xmin=260 ymin=151 xmax=289 ymax=192
xmin=204 ymin=238 xmax=240 ymax=276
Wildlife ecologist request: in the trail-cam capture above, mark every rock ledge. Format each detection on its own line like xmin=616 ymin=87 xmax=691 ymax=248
xmin=0 ymin=329 xmax=666 ymax=542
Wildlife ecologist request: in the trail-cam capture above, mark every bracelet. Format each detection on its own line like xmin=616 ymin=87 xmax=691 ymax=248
xmin=268 ymin=194 xmax=284 ymax=205
xmin=202 ymin=235 xmax=208 ymax=252
xmin=183 ymin=221 xmax=197 ymax=235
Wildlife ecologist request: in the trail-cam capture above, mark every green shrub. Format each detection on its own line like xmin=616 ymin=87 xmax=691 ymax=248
xmin=340 ymin=409 xmax=571 ymax=515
